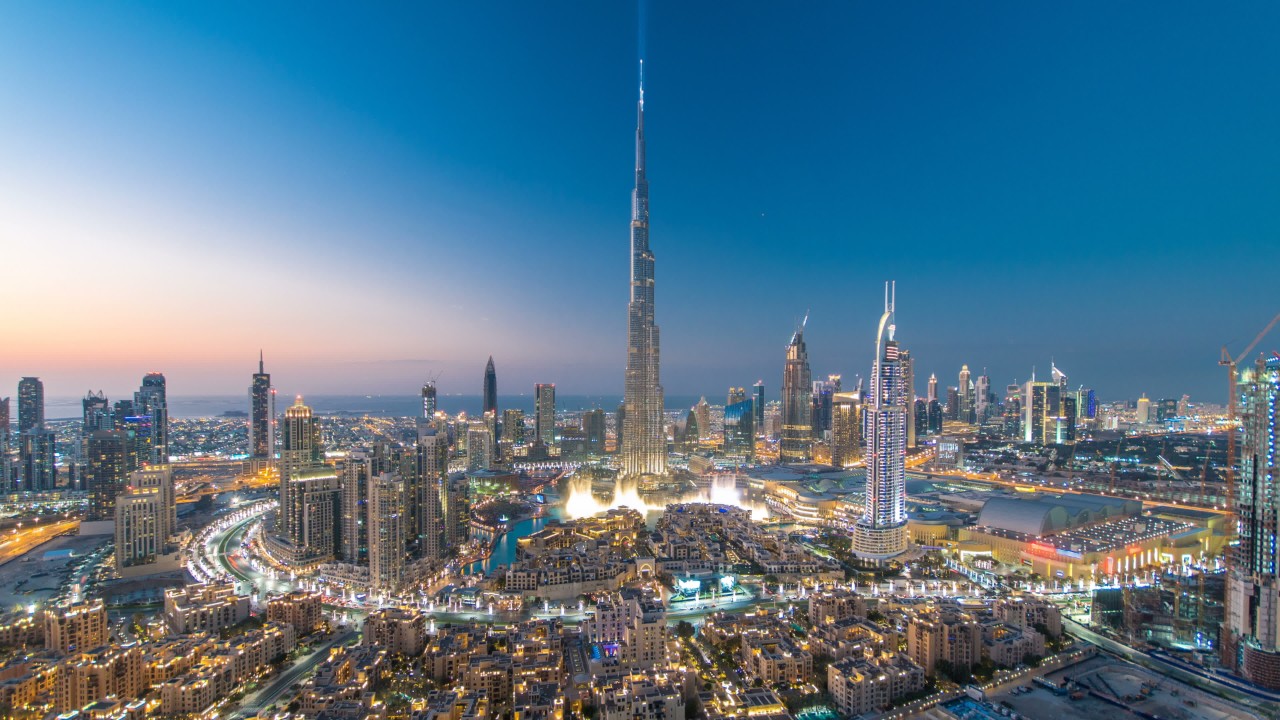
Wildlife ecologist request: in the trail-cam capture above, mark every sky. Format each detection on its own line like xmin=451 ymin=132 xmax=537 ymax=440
xmin=1 ymin=2 xmax=1278 ymax=405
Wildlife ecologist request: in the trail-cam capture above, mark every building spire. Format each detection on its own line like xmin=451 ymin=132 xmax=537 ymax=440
xmin=259 ymin=349 xmax=264 ymax=374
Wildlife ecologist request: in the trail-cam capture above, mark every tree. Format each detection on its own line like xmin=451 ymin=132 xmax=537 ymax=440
xmin=675 ymin=621 xmax=695 ymax=640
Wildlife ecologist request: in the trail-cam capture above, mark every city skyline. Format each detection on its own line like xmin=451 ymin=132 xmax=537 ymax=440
xmin=1 ymin=6 xmax=1274 ymax=716
xmin=3 ymin=3 xmax=1279 ymax=402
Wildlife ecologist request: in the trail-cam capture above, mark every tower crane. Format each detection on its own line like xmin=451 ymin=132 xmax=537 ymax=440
xmin=1219 ymin=312 xmax=1280 ymax=522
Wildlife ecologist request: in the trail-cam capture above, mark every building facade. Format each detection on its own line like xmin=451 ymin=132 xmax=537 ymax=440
xmin=852 ymin=283 xmax=908 ymax=560
xmin=620 ymin=64 xmax=667 ymax=479
xmin=780 ymin=319 xmax=813 ymax=463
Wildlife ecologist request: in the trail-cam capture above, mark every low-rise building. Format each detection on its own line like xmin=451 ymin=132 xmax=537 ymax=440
xmin=266 ymin=589 xmax=325 ymax=635
xmin=828 ymin=654 xmax=926 ymax=717
xmin=364 ymin=607 xmax=427 ymax=657
xmin=163 ymin=583 xmax=250 ymax=635
xmin=45 ymin=598 xmax=109 ymax=654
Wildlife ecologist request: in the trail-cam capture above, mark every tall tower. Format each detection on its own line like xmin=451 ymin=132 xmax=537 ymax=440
xmin=279 ymin=396 xmax=322 ymax=547
xmin=900 ymin=350 xmax=916 ymax=449
xmin=250 ymin=353 xmax=273 ymax=466
xmin=82 ymin=391 xmax=111 ymax=434
xmin=135 ymin=372 xmax=168 ymax=463
xmin=780 ymin=317 xmax=813 ymax=463
xmin=958 ymin=365 xmax=973 ymax=424
xmin=927 ymin=373 xmax=938 ymax=403
xmin=753 ymin=381 xmax=766 ymax=435
xmin=535 ymin=383 xmax=557 ymax=447
xmin=1225 ymin=355 xmax=1280 ymax=685
xmin=975 ymin=371 xmax=991 ymax=423
xmin=852 ymin=282 xmax=909 ymax=561
xmin=621 ymin=60 xmax=666 ymax=478
xmin=17 ymin=377 xmax=43 ymax=434
xmin=483 ymin=356 xmax=497 ymax=416
xmin=368 ymin=472 xmax=406 ymax=593
xmin=422 ymin=381 xmax=438 ymax=422
xmin=0 ymin=398 xmax=9 ymax=490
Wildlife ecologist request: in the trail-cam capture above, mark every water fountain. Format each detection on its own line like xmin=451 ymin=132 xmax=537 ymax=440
xmin=562 ymin=468 xmax=768 ymax=520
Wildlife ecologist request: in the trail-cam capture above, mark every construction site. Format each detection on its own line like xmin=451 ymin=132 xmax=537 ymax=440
xmin=1091 ymin=570 xmax=1225 ymax=652
xmin=981 ymin=655 xmax=1264 ymax=720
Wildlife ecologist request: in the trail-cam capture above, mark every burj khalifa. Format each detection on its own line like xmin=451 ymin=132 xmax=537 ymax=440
xmin=621 ymin=61 xmax=667 ymax=478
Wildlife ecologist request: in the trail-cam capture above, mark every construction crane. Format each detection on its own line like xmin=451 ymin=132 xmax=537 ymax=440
xmin=1220 ymin=312 xmax=1280 ymax=521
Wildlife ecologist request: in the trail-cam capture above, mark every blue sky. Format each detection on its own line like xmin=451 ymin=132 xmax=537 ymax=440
xmin=1 ymin=2 xmax=1277 ymax=403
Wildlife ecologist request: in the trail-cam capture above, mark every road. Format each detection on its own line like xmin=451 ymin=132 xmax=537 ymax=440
xmin=915 ymin=467 xmax=1229 ymax=516
xmin=0 ymin=519 xmax=80 ymax=566
xmin=231 ymin=629 xmax=357 ymax=717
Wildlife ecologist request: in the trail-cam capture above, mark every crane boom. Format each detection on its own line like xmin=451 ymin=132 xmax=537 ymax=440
xmin=1234 ymin=312 xmax=1280 ymax=365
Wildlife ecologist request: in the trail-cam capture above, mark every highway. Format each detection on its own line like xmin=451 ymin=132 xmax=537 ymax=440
xmin=232 ymin=629 xmax=357 ymax=717
xmin=0 ymin=519 xmax=80 ymax=566
xmin=915 ymin=466 xmax=1230 ymax=516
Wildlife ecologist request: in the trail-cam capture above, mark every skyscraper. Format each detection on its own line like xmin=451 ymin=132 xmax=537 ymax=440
xmin=82 ymin=391 xmax=111 ymax=434
xmin=811 ymin=376 xmax=839 ymax=437
xmin=535 ymin=383 xmax=556 ymax=447
xmin=753 ymin=381 xmax=766 ymax=435
xmin=17 ymin=377 xmax=43 ymax=434
xmin=114 ymin=466 xmax=175 ymax=570
xmin=900 ymin=350 xmax=915 ymax=449
xmin=85 ymin=430 xmax=128 ymax=519
xmin=1136 ymin=395 xmax=1152 ymax=424
xmin=467 ymin=421 xmax=493 ymax=470
xmin=135 ymin=372 xmax=168 ymax=463
xmin=927 ymin=373 xmax=938 ymax=403
xmin=727 ymin=387 xmax=746 ymax=407
xmin=501 ymin=409 xmax=525 ymax=445
xmin=80 ymin=391 xmax=111 ymax=489
xmin=621 ymin=61 xmax=667 ymax=479
xmin=368 ymin=472 xmax=406 ymax=593
xmin=416 ymin=429 xmax=449 ymax=560
xmin=780 ymin=317 xmax=813 ymax=463
xmin=852 ymin=282 xmax=908 ymax=561
xmin=958 ymin=365 xmax=973 ymax=424
xmin=1225 ymin=355 xmax=1280 ymax=686
xmin=975 ymin=372 xmax=991 ymax=423
xmin=340 ymin=449 xmax=371 ymax=565
xmin=831 ymin=391 xmax=863 ymax=468
xmin=1023 ymin=380 xmax=1051 ymax=443
xmin=0 ymin=398 xmax=9 ymax=489
xmin=249 ymin=353 xmax=273 ymax=468
xmin=483 ymin=356 xmax=497 ymax=416
xmin=20 ymin=429 xmax=56 ymax=493
xmin=583 ymin=409 xmax=606 ymax=455
xmin=693 ymin=397 xmax=711 ymax=444
xmin=723 ymin=398 xmax=754 ymax=461
xmin=279 ymin=396 xmax=328 ymax=555
xmin=422 ymin=381 xmax=438 ymax=423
